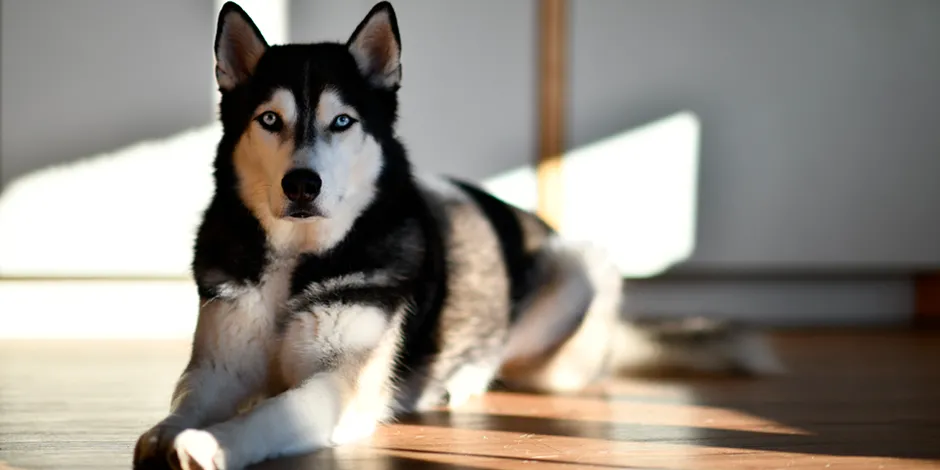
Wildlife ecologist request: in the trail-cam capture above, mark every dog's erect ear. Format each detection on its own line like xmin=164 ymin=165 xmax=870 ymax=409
xmin=347 ymin=2 xmax=402 ymax=89
xmin=214 ymin=2 xmax=268 ymax=91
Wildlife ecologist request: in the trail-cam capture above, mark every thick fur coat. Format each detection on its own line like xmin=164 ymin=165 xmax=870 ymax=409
xmin=133 ymin=3 xmax=780 ymax=469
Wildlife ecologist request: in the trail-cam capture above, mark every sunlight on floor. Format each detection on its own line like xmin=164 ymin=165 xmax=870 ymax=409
xmin=2 ymin=333 xmax=937 ymax=469
xmin=456 ymin=391 xmax=811 ymax=436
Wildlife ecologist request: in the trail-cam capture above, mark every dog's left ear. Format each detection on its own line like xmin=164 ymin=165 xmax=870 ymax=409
xmin=347 ymin=2 xmax=402 ymax=90
xmin=215 ymin=1 xmax=269 ymax=92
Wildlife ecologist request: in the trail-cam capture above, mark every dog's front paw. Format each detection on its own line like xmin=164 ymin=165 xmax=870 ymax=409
xmin=134 ymin=423 xmax=183 ymax=468
xmin=173 ymin=429 xmax=225 ymax=470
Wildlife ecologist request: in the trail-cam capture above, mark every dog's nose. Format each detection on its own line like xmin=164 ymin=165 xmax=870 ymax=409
xmin=281 ymin=169 xmax=322 ymax=203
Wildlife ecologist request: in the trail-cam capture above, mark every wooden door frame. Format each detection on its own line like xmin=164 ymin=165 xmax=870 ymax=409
xmin=536 ymin=0 xmax=567 ymax=229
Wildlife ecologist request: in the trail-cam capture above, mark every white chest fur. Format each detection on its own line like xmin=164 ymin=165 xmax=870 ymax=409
xmin=195 ymin=259 xmax=298 ymax=381
xmin=236 ymin=258 xmax=296 ymax=323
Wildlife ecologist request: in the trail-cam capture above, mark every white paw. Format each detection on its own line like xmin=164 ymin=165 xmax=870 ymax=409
xmin=445 ymin=364 xmax=493 ymax=408
xmin=330 ymin=418 xmax=377 ymax=446
xmin=173 ymin=429 xmax=225 ymax=470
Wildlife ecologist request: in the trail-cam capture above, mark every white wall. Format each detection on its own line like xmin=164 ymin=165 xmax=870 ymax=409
xmin=287 ymin=0 xmax=940 ymax=271
xmin=570 ymin=0 xmax=940 ymax=271
xmin=283 ymin=0 xmax=934 ymax=325
xmin=0 ymin=0 xmax=215 ymax=185
xmin=1 ymin=1 xmax=936 ymax=328
xmin=6 ymin=0 xmax=938 ymax=273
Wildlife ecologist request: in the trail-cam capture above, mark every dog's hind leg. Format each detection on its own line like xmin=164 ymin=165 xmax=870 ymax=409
xmin=498 ymin=239 xmax=783 ymax=395
xmin=497 ymin=239 xmax=622 ymax=394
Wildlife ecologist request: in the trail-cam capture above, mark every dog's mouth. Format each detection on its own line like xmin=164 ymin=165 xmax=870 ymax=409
xmin=283 ymin=204 xmax=325 ymax=220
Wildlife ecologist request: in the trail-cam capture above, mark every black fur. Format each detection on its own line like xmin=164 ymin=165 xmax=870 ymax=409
xmin=193 ymin=0 xmax=549 ymax=411
xmin=193 ymin=3 xmax=453 ymax=405
xmin=451 ymin=179 xmax=555 ymax=323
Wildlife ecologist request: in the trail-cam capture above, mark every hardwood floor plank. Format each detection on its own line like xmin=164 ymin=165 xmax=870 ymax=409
xmin=1 ymin=332 xmax=938 ymax=469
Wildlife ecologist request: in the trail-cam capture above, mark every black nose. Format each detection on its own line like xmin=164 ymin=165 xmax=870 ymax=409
xmin=281 ymin=169 xmax=322 ymax=203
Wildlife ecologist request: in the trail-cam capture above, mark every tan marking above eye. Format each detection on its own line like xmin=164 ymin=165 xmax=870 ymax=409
xmin=254 ymin=89 xmax=298 ymax=129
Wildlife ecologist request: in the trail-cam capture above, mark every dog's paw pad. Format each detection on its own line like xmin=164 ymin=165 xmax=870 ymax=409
xmin=173 ymin=429 xmax=223 ymax=470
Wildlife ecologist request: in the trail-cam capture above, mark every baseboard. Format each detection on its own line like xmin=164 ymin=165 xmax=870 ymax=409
xmin=623 ymin=276 xmax=913 ymax=327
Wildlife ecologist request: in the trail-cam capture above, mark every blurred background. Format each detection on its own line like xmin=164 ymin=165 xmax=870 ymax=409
xmin=2 ymin=0 xmax=940 ymax=339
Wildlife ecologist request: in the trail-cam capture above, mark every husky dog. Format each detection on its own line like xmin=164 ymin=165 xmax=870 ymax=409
xmin=133 ymin=2 xmax=780 ymax=469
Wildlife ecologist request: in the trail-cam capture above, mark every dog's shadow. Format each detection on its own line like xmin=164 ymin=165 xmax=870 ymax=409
xmin=395 ymin=368 xmax=940 ymax=463
xmin=247 ymin=374 xmax=940 ymax=469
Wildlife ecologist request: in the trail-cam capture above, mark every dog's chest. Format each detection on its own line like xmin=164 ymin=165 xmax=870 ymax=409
xmin=246 ymin=259 xmax=297 ymax=319
xmin=215 ymin=259 xmax=298 ymax=341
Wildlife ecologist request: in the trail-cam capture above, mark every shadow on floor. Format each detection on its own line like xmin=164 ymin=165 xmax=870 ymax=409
xmin=252 ymin=448 xmax=651 ymax=470
xmin=403 ymin=332 xmax=940 ymax=462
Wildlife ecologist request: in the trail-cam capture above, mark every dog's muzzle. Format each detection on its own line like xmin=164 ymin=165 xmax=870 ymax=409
xmin=281 ymin=169 xmax=323 ymax=219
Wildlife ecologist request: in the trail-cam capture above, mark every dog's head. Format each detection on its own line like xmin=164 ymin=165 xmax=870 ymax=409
xmin=213 ymin=1 xmax=404 ymax=251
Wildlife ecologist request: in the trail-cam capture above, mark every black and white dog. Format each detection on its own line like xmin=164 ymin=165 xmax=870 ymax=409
xmin=134 ymin=3 xmax=780 ymax=469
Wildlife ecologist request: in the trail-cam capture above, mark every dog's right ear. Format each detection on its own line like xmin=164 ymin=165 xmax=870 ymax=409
xmin=214 ymin=2 xmax=268 ymax=92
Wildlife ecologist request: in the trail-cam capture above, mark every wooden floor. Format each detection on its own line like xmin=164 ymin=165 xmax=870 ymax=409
xmin=1 ymin=331 xmax=939 ymax=469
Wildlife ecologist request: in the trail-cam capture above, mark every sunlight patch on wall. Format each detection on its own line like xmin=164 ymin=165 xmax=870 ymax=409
xmin=0 ymin=112 xmax=699 ymax=279
xmin=483 ymin=111 xmax=701 ymax=278
xmin=0 ymin=124 xmax=220 ymax=278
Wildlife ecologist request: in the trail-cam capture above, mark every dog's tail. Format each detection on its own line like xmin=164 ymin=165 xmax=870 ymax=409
xmin=608 ymin=316 xmax=785 ymax=376
xmin=571 ymin=242 xmax=785 ymax=378
xmin=499 ymin=239 xmax=783 ymax=394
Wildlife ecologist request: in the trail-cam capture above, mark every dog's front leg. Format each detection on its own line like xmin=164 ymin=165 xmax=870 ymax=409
xmin=134 ymin=298 xmax=274 ymax=468
xmin=171 ymin=302 xmax=403 ymax=470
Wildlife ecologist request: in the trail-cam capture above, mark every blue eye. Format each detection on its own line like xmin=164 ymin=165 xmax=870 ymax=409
xmin=329 ymin=114 xmax=357 ymax=132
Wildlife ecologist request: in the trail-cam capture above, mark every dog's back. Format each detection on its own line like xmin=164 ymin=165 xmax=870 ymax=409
xmin=404 ymin=175 xmax=782 ymax=409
